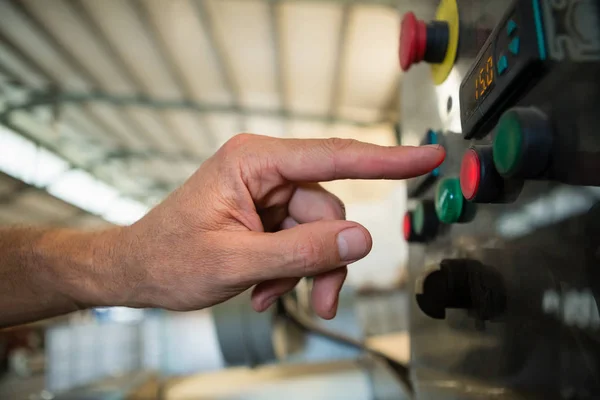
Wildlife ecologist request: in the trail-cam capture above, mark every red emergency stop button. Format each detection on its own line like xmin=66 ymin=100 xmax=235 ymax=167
xmin=400 ymin=12 xmax=427 ymax=71
xmin=399 ymin=12 xmax=450 ymax=71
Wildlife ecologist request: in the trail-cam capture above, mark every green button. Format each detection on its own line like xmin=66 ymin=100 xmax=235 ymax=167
xmin=493 ymin=110 xmax=523 ymax=176
xmin=413 ymin=202 xmax=425 ymax=234
xmin=435 ymin=178 xmax=464 ymax=224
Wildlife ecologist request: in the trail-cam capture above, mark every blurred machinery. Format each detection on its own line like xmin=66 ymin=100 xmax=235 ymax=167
xmin=401 ymin=0 xmax=600 ymax=398
xmin=38 ymin=286 xmax=411 ymax=400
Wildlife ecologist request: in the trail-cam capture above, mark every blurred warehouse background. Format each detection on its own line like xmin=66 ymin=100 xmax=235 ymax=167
xmin=0 ymin=0 xmax=423 ymax=286
xmin=0 ymin=0 xmax=418 ymax=399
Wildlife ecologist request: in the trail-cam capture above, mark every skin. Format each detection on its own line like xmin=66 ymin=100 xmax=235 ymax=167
xmin=0 ymin=134 xmax=444 ymax=328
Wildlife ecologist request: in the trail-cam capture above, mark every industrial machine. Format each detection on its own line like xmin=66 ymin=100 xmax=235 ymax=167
xmin=400 ymin=0 xmax=600 ymax=398
xmin=3 ymin=0 xmax=599 ymax=398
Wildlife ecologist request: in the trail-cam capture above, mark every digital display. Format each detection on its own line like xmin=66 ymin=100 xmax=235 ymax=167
xmin=462 ymin=44 xmax=495 ymax=119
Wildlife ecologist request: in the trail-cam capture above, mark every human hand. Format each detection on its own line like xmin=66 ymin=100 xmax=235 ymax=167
xmin=104 ymin=134 xmax=444 ymax=319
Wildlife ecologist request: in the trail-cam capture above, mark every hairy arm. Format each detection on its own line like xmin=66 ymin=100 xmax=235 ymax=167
xmin=0 ymin=135 xmax=443 ymax=327
xmin=0 ymin=227 xmax=125 ymax=327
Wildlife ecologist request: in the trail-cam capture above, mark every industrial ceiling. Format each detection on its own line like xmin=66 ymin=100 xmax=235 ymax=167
xmin=0 ymin=0 xmax=406 ymax=226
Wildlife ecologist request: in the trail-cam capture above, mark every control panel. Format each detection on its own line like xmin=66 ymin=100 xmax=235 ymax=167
xmin=399 ymin=0 xmax=600 ymax=398
xmin=459 ymin=0 xmax=549 ymax=139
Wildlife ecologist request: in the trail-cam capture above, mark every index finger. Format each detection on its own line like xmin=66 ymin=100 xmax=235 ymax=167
xmin=271 ymin=138 xmax=445 ymax=182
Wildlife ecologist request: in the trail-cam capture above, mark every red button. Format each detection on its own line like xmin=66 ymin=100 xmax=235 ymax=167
xmin=403 ymin=212 xmax=412 ymax=240
xmin=460 ymin=148 xmax=481 ymax=201
xmin=399 ymin=12 xmax=427 ymax=71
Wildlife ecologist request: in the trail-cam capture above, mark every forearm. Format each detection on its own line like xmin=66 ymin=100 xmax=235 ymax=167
xmin=0 ymin=227 xmax=127 ymax=327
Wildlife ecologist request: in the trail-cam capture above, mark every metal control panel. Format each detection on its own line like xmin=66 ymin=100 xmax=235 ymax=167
xmin=400 ymin=0 xmax=600 ymax=398
xmin=459 ymin=0 xmax=549 ymax=139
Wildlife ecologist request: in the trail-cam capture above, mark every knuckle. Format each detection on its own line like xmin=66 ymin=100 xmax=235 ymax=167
xmin=319 ymin=138 xmax=356 ymax=179
xmin=324 ymin=137 xmax=356 ymax=153
xmin=293 ymin=234 xmax=328 ymax=275
xmin=221 ymin=133 xmax=255 ymax=154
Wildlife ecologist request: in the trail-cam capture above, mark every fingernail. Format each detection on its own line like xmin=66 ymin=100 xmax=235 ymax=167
xmin=337 ymin=228 xmax=369 ymax=261
xmin=262 ymin=295 xmax=278 ymax=310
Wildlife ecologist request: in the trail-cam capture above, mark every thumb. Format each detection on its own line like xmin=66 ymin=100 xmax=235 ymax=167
xmin=243 ymin=220 xmax=372 ymax=282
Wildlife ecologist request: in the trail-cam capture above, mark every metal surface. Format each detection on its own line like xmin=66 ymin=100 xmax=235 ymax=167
xmin=402 ymin=0 xmax=600 ymax=398
xmin=0 ymin=87 xmax=388 ymax=128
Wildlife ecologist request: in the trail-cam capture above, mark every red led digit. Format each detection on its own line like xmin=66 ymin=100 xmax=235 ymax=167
xmin=460 ymin=149 xmax=481 ymax=201
xmin=403 ymin=212 xmax=412 ymax=240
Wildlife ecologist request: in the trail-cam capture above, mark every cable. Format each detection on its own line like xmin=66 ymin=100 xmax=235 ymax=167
xmin=279 ymin=296 xmax=414 ymax=396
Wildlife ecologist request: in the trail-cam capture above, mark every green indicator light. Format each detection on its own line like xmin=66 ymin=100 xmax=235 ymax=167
xmin=493 ymin=111 xmax=523 ymax=176
xmin=435 ymin=177 xmax=464 ymax=224
xmin=413 ymin=202 xmax=425 ymax=234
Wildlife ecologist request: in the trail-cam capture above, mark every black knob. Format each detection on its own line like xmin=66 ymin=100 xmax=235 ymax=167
xmin=425 ymin=21 xmax=451 ymax=63
xmin=399 ymin=12 xmax=450 ymax=71
xmin=416 ymin=259 xmax=506 ymax=320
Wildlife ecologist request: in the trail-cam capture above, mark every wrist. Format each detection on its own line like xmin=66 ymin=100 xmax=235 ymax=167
xmin=34 ymin=227 xmax=134 ymax=310
xmin=89 ymin=226 xmax=136 ymax=308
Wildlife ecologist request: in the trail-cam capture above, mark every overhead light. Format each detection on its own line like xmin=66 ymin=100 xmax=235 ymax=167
xmin=102 ymin=197 xmax=149 ymax=225
xmin=48 ymin=169 xmax=120 ymax=215
xmin=0 ymin=124 xmax=40 ymax=183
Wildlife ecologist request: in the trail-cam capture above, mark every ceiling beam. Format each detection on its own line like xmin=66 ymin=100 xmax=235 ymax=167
xmin=85 ymin=148 xmax=201 ymax=173
xmin=268 ymin=0 xmax=288 ymax=114
xmin=1 ymin=116 xmax=174 ymax=202
xmin=65 ymin=0 xmax=200 ymax=179
xmin=270 ymin=0 xmax=395 ymax=6
xmin=0 ymin=68 xmax=172 ymax=203
xmin=127 ymin=0 xmax=218 ymax=150
xmin=0 ymin=26 xmax=128 ymax=147
xmin=10 ymin=0 xmax=168 ymax=151
xmin=0 ymin=88 xmax=389 ymax=128
xmin=328 ymin=3 xmax=351 ymax=122
xmin=0 ymin=30 xmax=55 ymax=86
xmin=190 ymin=0 xmax=245 ymax=132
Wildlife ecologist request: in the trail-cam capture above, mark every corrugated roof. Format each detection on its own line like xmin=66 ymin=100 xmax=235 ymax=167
xmin=0 ymin=0 xmax=402 ymax=223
